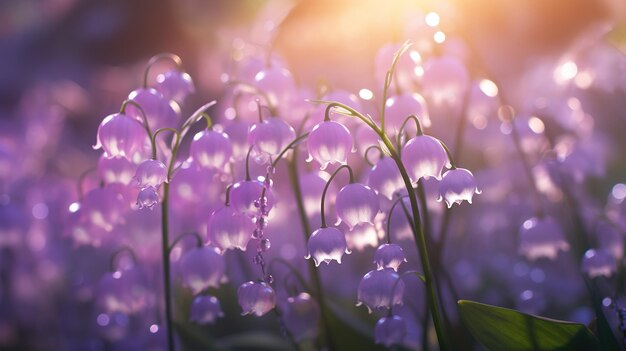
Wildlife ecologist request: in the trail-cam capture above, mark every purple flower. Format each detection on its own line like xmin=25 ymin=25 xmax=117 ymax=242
xmin=254 ymin=67 xmax=297 ymax=110
xmin=136 ymin=186 xmax=159 ymax=209
xmin=345 ymin=223 xmax=380 ymax=252
xmin=401 ymin=135 xmax=449 ymax=182
xmin=98 ymin=155 xmax=135 ymax=185
xmin=282 ymin=293 xmax=320 ymax=341
xmin=357 ymin=269 xmax=404 ymax=313
xmin=94 ymin=113 xmax=148 ymax=161
xmin=374 ymin=244 xmax=407 ymax=271
xmin=238 ymin=281 xmax=276 ymax=316
xmin=96 ymin=267 xmax=150 ymax=314
xmin=178 ymin=246 xmax=226 ymax=294
xmin=422 ymin=56 xmax=469 ymax=108
xmin=133 ymin=159 xmax=168 ymax=188
xmin=437 ymin=168 xmax=481 ymax=207
xmin=207 ymin=206 xmax=255 ymax=251
xmin=248 ymin=118 xmax=296 ymax=157
xmin=190 ymin=130 xmax=233 ymax=171
xmin=581 ymin=249 xmax=616 ymax=278
xmin=156 ymin=70 xmax=195 ymax=103
xmin=519 ymin=216 xmax=570 ymax=261
xmin=306 ymin=120 xmax=353 ymax=170
xmin=127 ymin=88 xmax=180 ymax=130
xmin=190 ymin=295 xmax=224 ymax=324
xmin=384 ymin=92 xmax=431 ymax=132
xmin=368 ymin=157 xmax=403 ymax=200
xmin=230 ymin=179 xmax=275 ymax=217
xmin=306 ymin=227 xmax=350 ymax=266
xmin=335 ymin=183 xmax=380 ymax=230
xmin=374 ymin=315 xmax=406 ymax=347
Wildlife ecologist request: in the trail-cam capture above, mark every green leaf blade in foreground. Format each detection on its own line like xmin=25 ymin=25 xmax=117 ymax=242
xmin=458 ymin=300 xmax=602 ymax=351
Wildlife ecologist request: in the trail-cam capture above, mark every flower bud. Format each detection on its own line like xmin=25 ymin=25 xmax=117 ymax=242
xmin=335 ymin=183 xmax=379 ymax=230
xmin=190 ymin=130 xmax=233 ymax=171
xmin=133 ymin=159 xmax=168 ymax=188
xmin=156 ymin=70 xmax=195 ymax=103
xmin=306 ymin=227 xmax=350 ymax=266
xmin=356 ymin=269 xmax=404 ymax=313
xmin=178 ymin=246 xmax=226 ymax=294
xmin=437 ymin=168 xmax=481 ymax=207
xmin=306 ymin=120 xmax=353 ymax=170
xmin=238 ymin=281 xmax=276 ymax=317
xmin=519 ymin=216 xmax=570 ymax=261
xmin=190 ymin=295 xmax=224 ymax=324
xmin=401 ymin=135 xmax=448 ymax=182
xmin=207 ymin=206 xmax=255 ymax=251
xmin=374 ymin=244 xmax=407 ymax=271
xmin=375 ymin=315 xmax=406 ymax=347
xmin=94 ymin=113 xmax=147 ymax=161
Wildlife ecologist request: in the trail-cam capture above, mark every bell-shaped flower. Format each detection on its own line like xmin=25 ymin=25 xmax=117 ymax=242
xmin=374 ymin=244 xmax=407 ymax=271
xmin=384 ymin=92 xmax=431 ymax=132
xmin=254 ymin=67 xmax=297 ymax=110
xmin=368 ymin=157 xmax=404 ymax=200
xmin=581 ymin=249 xmax=616 ymax=278
xmin=94 ymin=113 xmax=147 ymax=161
xmin=178 ymin=246 xmax=226 ymax=294
xmin=306 ymin=120 xmax=353 ymax=170
xmin=96 ymin=267 xmax=151 ymax=314
xmin=346 ymin=223 xmax=379 ymax=251
xmin=283 ymin=293 xmax=320 ymax=342
xmin=223 ymin=120 xmax=251 ymax=160
xmin=190 ymin=130 xmax=233 ymax=171
xmin=127 ymin=88 xmax=180 ymax=130
xmin=248 ymin=117 xmax=296 ymax=157
xmin=519 ymin=216 xmax=570 ymax=261
xmin=335 ymin=183 xmax=380 ymax=230
xmin=401 ymin=135 xmax=448 ymax=182
xmin=357 ymin=269 xmax=404 ymax=313
xmin=133 ymin=159 xmax=168 ymax=188
xmin=207 ymin=206 xmax=255 ymax=251
xmin=422 ymin=56 xmax=469 ymax=108
xmin=156 ymin=70 xmax=195 ymax=103
xmin=137 ymin=186 xmax=159 ymax=210
xmin=306 ymin=227 xmax=350 ymax=266
xmin=375 ymin=315 xmax=407 ymax=347
xmin=437 ymin=168 xmax=481 ymax=207
xmin=190 ymin=295 xmax=224 ymax=324
xmin=98 ymin=155 xmax=135 ymax=185
xmin=230 ymin=179 xmax=275 ymax=217
xmin=238 ymin=281 xmax=276 ymax=317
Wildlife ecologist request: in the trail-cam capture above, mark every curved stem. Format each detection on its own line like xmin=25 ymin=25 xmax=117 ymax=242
xmin=245 ymin=145 xmax=254 ymax=181
xmin=396 ymin=114 xmax=424 ymax=150
xmin=386 ymin=194 xmax=410 ymax=244
xmin=143 ymin=53 xmax=182 ymax=88
xmin=271 ymin=133 xmax=310 ymax=169
xmin=320 ymin=164 xmax=354 ymax=228
xmin=381 ymin=41 xmax=412 ymax=133
xmin=109 ymin=246 xmax=138 ymax=272
xmin=268 ymin=257 xmax=312 ymax=293
xmin=315 ymin=101 xmax=380 ymax=132
xmin=364 ymin=145 xmax=383 ymax=167
xmin=120 ymin=99 xmax=153 ymax=145
xmin=168 ymin=232 xmax=203 ymax=254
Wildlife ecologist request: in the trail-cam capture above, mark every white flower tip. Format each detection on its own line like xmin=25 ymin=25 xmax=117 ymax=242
xmin=305 ymin=154 xmax=313 ymax=163
xmin=475 ymin=188 xmax=482 ymax=195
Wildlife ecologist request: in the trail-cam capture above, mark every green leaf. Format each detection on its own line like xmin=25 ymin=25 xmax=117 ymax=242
xmin=458 ymin=300 xmax=602 ymax=351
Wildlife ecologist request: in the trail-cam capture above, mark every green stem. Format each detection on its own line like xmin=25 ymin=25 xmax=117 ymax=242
xmin=168 ymin=232 xmax=203 ymax=254
xmin=161 ymin=182 xmax=175 ymax=351
xmin=287 ymin=150 xmax=336 ymax=350
xmin=379 ymin=132 xmax=448 ymax=351
xmin=319 ymin=164 xmax=354 ymax=228
xmin=143 ymin=53 xmax=182 ymax=88
xmin=386 ymin=194 xmax=410 ymax=244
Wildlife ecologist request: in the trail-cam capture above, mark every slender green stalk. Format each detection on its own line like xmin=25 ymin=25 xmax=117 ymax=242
xmin=161 ymin=182 xmax=175 ymax=351
xmin=287 ymin=150 xmax=337 ymax=350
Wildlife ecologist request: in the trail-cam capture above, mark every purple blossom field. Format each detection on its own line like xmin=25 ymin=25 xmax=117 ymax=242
xmin=1 ymin=1 xmax=626 ymax=350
